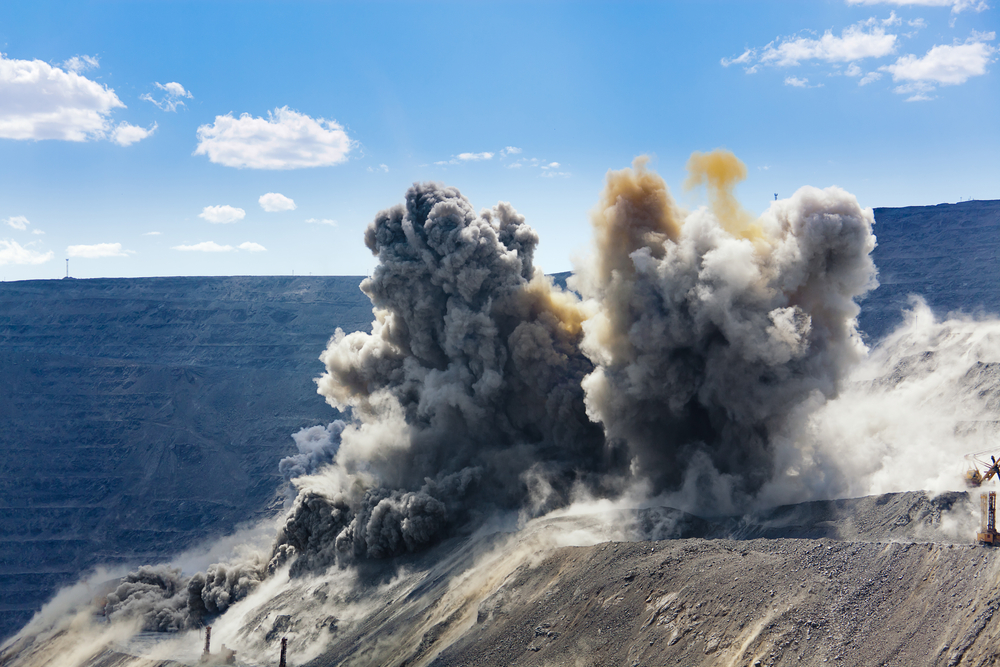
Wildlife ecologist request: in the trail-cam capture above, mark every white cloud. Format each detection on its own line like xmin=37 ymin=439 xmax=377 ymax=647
xmin=305 ymin=218 xmax=337 ymax=226
xmin=67 ymin=242 xmax=128 ymax=258
xmin=859 ymin=71 xmax=884 ymax=84
xmin=882 ymin=38 xmax=997 ymax=96
xmin=367 ymin=163 xmax=389 ymax=173
xmin=194 ymin=106 xmax=352 ymax=169
xmin=540 ymin=171 xmax=571 ymax=178
xmin=238 ymin=241 xmax=266 ymax=252
xmin=259 ymin=192 xmax=296 ymax=212
xmin=845 ymin=63 xmax=864 ymax=76
xmin=500 ymin=146 xmax=522 ymax=157
xmin=0 ymin=239 xmax=53 ymax=265
xmin=759 ymin=22 xmax=898 ymax=66
xmin=32 ymin=229 xmax=44 ymax=235
xmin=542 ymin=162 xmax=561 ymax=169
xmin=140 ymin=81 xmax=193 ymax=112
xmin=721 ymin=48 xmax=756 ymax=67
xmin=110 ymin=121 xmax=157 ymax=146
xmin=846 ymin=0 xmax=989 ymax=14
xmin=882 ymin=10 xmax=903 ymax=25
xmin=4 ymin=215 xmax=29 ymax=231
xmin=909 ymin=18 xmax=929 ymax=28
xmin=144 ymin=231 xmax=162 ymax=236
xmin=61 ymin=55 xmax=99 ymax=74
xmin=784 ymin=76 xmax=811 ymax=86
xmin=172 ymin=241 xmax=235 ymax=252
xmin=199 ymin=205 xmax=246 ymax=224
xmin=458 ymin=152 xmax=494 ymax=161
xmin=506 ymin=163 xmax=523 ymax=169
xmin=0 ymin=54 xmax=125 ymax=141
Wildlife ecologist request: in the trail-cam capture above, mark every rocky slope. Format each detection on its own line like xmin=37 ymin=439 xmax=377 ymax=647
xmin=1 ymin=490 xmax=995 ymax=667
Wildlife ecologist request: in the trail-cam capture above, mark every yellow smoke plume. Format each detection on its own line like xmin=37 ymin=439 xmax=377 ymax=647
xmin=683 ymin=149 xmax=761 ymax=240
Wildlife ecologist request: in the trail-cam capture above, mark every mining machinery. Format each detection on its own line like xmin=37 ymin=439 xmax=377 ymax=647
xmin=965 ymin=451 xmax=1000 ymax=488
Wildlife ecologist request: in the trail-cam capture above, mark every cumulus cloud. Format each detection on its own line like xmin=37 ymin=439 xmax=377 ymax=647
xmin=238 ymin=241 xmax=266 ymax=252
xmin=61 ymin=55 xmax=99 ymax=74
xmin=199 ymin=205 xmax=246 ymax=224
xmin=0 ymin=239 xmax=53 ymax=265
xmin=860 ymin=71 xmax=884 ymax=84
xmin=140 ymin=82 xmax=193 ymax=112
xmin=882 ymin=39 xmax=996 ymax=94
xmin=258 ymin=192 xmax=296 ymax=212
xmin=67 ymin=242 xmax=129 ymax=258
xmin=846 ymin=0 xmax=989 ymax=14
xmin=305 ymin=218 xmax=337 ymax=226
xmin=194 ymin=107 xmax=352 ymax=169
xmin=0 ymin=53 xmax=125 ymax=141
xmin=172 ymin=241 xmax=235 ymax=252
xmin=4 ymin=215 xmax=30 ymax=231
xmin=500 ymin=146 xmax=522 ymax=157
xmin=110 ymin=121 xmax=156 ymax=146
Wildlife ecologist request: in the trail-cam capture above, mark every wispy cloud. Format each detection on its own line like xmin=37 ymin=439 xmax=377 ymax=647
xmin=0 ymin=239 xmax=53 ymax=265
xmin=61 ymin=55 xmax=99 ymax=74
xmin=172 ymin=241 xmax=235 ymax=252
xmin=305 ymin=218 xmax=338 ymax=227
xmin=4 ymin=216 xmax=30 ymax=231
xmin=140 ymin=82 xmax=193 ymax=112
xmin=67 ymin=242 xmax=129 ymax=258
xmin=195 ymin=107 xmax=353 ymax=170
xmin=846 ymin=0 xmax=989 ymax=15
xmin=143 ymin=231 xmax=162 ymax=236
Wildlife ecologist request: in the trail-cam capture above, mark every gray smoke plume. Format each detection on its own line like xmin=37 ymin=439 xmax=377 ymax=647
xmin=103 ymin=559 xmax=265 ymax=631
xmin=279 ymin=421 xmax=346 ymax=482
xmin=92 ymin=152 xmax=880 ymax=635
xmin=571 ymin=153 xmax=877 ymax=512
xmin=272 ymin=181 xmax=612 ymax=572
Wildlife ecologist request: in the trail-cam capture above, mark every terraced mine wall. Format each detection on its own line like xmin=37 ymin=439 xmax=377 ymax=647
xmin=0 ymin=276 xmax=371 ymax=640
xmin=1 ymin=198 xmax=999 ymax=646
xmin=858 ymin=199 xmax=1000 ymax=340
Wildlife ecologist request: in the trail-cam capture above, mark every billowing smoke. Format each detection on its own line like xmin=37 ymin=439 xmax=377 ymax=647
xmin=571 ymin=153 xmax=878 ymax=512
xmin=757 ymin=298 xmax=1000 ymax=506
xmin=32 ymin=151 xmax=885 ymax=643
xmin=103 ymin=558 xmax=265 ymax=632
xmin=279 ymin=421 xmax=346 ymax=482
xmin=273 ymin=181 xmax=612 ymax=572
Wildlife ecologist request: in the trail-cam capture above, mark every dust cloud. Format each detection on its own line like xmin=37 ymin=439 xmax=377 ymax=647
xmin=6 ymin=151 xmax=995 ymax=667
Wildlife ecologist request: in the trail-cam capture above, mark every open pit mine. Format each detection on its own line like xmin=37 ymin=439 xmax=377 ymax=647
xmin=3 ymin=154 xmax=1000 ymax=667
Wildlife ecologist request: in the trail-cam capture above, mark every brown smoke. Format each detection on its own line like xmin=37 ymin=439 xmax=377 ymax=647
xmin=683 ymin=149 xmax=761 ymax=240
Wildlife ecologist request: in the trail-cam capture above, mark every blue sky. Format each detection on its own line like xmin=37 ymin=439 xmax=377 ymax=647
xmin=1 ymin=0 xmax=997 ymax=280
